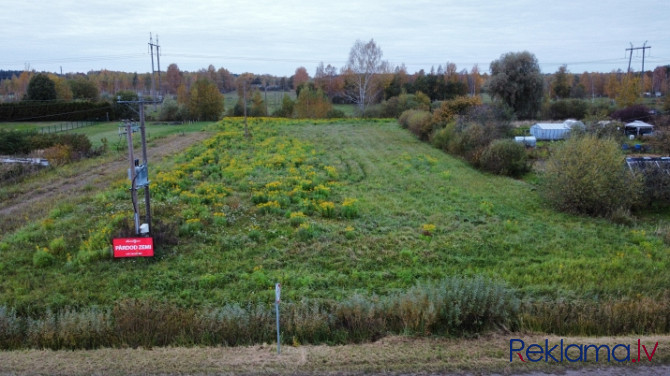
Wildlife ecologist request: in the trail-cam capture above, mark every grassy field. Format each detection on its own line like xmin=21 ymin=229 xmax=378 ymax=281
xmin=1 ymin=118 xmax=669 ymax=316
xmin=223 ymin=91 xmax=358 ymax=116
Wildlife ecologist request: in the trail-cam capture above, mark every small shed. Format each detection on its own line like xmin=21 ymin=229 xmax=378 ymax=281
xmin=624 ymin=120 xmax=654 ymax=137
xmin=529 ymin=120 xmax=585 ymax=141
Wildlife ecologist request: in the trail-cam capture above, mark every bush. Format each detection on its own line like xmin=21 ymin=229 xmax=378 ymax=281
xmin=380 ymin=92 xmax=431 ymax=118
xmin=431 ymin=96 xmax=483 ymax=129
xmin=32 ymin=249 xmax=55 ymax=268
xmin=326 ymin=109 xmax=346 ymax=119
xmin=542 ymin=99 xmax=589 ymax=120
xmin=542 ymin=135 xmax=641 ymax=217
xmin=430 ymin=122 xmax=456 ymax=151
xmin=56 ymin=133 xmax=91 ymax=156
xmin=400 ymin=110 xmax=433 ymax=140
xmin=611 ymin=104 xmax=651 ymax=123
xmin=159 ymin=98 xmax=179 ymax=121
xmin=42 ymin=144 xmax=73 ymax=166
xmin=0 ymin=131 xmax=91 ymax=158
xmin=480 ymin=139 xmax=530 ymax=177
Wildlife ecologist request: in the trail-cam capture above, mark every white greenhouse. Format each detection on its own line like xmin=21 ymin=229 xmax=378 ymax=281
xmin=529 ymin=120 xmax=585 ymax=141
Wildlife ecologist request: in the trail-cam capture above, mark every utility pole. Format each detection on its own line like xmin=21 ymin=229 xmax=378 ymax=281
xmin=625 ymin=41 xmax=651 ymax=94
xmin=118 ymin=96 xmax=162 ymax=235
xmin=156 ymin=35 xmax=162 ymax=98
xmin=149 ymin=33 xmax=156 ymax=99
xmin=148 ymin=33 xmax=162 ymax=110
xmin=626 ymin=42 xmax=651 ymax=74
xmin=117 ymin=36 xmax=164 ymax=236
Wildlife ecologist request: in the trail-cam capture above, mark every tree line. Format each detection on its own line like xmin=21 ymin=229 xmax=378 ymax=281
xmin=1 ymin=39 xmax=669 ymax=122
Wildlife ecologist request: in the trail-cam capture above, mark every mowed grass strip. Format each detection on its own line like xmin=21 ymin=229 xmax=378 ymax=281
xmin=1 ymin=334 xmax=669 ymax=375
xmin=0 ymin=118 xmax=668 ymax=313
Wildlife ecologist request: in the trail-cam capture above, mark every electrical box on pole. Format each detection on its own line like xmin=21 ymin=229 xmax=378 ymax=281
xmin=111 ymin=38 xmax=163 ymax=258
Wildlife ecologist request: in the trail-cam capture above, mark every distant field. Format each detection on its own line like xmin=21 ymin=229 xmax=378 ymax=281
xmin=223 ymin=90 xmax=297 ymax=114
xmin=0 ymin=121 xmax=213 ymax=148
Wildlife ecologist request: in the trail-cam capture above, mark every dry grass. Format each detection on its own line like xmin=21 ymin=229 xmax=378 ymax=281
xmin=1 ymin=334 xmax=669 ymax=375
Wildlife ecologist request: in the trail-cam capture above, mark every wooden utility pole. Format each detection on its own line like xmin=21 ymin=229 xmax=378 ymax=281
xmin=626 ymin=42 xmax=651 ymax=74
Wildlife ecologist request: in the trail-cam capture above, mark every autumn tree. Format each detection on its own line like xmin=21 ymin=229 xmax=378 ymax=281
xmin=604 ymin=71 xmax=621 ymax=98
xmin=14 ymin=71 xmax=31 ymax=99
xmin=616 ymin=74 xmax=641 ymax=107
xmin=217 ymin=67 xmax=235 ymax=92
xmin=26 ymin=73 xmax=56 ymax=101
xmin=485 ymin=51 xmax=544 ymax=119
xmin=551 ymin=65 xmax=571 ymax=99
xmin=314 ymin=62 xmax=343 ymax=100
xmin=189 ymin=78 xmax=224 ymax=121
xmin=51 ymin=74 xmax=73 ymax=101
xmin=69 ymin=77 xmax=99 ymax=100
xmin=249 ymin=90 xmax=267 ymax=117
xmin=165 ymin=63 xmax=183 ymax=94
xmin=176 ymin=83 xmax=189 ymax=105
xmin=292 ymin=67 xmax=310 ymax=92
xmin=469 ymin=64 xmax=483 ymax=95
xmin=342 ymin=38 xmax=389 ymax=114
xmin=294 ymin=86 xmax=332 ymax=118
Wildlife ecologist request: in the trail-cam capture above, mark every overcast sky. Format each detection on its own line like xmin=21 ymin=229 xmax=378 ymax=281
xmin=1 ymin=0 xmax=668 ymax=77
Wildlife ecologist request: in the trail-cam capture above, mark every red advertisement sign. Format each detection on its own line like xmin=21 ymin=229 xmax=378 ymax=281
xmin=113 ymin=237 xmax=154 ymax=258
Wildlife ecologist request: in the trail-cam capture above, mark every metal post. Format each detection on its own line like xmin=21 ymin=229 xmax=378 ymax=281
xmin=139 ymin=103 xmax=152 ymax=234
xmin=275 ymin=283 xmax=281 ymax=355
xmin=126 ymin=121 xmax=139 ymax=235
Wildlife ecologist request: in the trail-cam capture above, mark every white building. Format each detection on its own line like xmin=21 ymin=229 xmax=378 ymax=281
xmin=529 ymin=119 xmax=585 ymax=141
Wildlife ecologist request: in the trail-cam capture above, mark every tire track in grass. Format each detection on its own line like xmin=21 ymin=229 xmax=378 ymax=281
xmin=0 ymin=132 xmax=213 ymax=235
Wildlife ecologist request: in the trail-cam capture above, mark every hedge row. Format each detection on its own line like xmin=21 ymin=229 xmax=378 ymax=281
xmin=0 ymin=101 xmax=113 ymax=122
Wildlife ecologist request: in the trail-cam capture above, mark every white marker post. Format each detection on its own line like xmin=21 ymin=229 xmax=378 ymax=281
xmin=275 ymin=283 xmax=281 ymax=355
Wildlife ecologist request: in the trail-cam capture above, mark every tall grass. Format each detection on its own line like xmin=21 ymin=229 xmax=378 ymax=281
xmin=2 ymin=277 xmax=668 ymax=350
xmin=0 ymin=276 xmax=520 ymax=350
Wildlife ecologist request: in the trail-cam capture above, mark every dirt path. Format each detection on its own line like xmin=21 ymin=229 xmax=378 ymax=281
xmin=0 ymin=132 xmax=213 ymax=234
xmin=0 ymin=334 xmax=669 ymax=376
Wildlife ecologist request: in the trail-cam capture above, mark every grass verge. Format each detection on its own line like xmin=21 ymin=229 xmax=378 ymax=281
xmin=0 ymin=334 xmax=669 ymax=375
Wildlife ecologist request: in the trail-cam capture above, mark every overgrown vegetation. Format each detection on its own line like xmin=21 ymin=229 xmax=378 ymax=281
xmin=0 ymin=276 xmax=519 ymax=350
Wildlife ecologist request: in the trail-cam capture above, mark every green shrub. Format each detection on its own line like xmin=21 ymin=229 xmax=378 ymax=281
xmin=32 ymin=249 xmax=55 ymax=268
xmin=380 ymin=92 xmax=431 ymax=118
xmin=479 ymin=139 xmax=530 ymax=177
xmin=430 ymin=122 xmax=456 ymax=151
xmin=397 ymin=109 xmax=414 ymax=129
xmin=542 ymin=135 xmax=641 ymax=217
xmin=406 ymin=110 xmax=433 ymax=141
xmin=326 ymin=109 xmax=346 ymax=118
xmin=48 ymin=236 xmax=67 ymax=256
